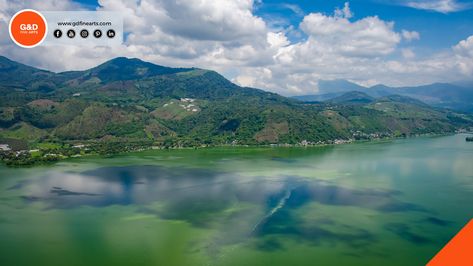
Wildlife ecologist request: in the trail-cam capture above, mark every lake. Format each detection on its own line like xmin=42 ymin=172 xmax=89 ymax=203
xmin=0 ymin=134 xmax=472 ymax=266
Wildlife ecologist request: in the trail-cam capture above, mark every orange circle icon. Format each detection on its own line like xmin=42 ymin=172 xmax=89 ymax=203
xmin=9 ymin=9 xmax=48 ymax=48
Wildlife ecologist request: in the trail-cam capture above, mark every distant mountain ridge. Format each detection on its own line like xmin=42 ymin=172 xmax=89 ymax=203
xmin=294 ymin=79 xmax=473 ymax=112
xmin=326 ymin=91 xmax=374 ymax=104
xmin=82 ymin=57 xmax=195 ymax=82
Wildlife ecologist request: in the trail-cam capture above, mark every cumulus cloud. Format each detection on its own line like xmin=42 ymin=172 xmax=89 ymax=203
xmin=0 ymin=0 xmax=94 ymax=70
xmin=402 ymin=30 xmax=420 ymax=42
xmin=0 ymin=0 xmax=83 ymax=16
xmin=0 ymin=0 xmax=275 ymax=72
xmin=233 ymin=5 xmax=473 ymax=94
xmin=453 ymin=35 xmax=473 ymax=75
xmin=454 ymin=35 xmax=473 ymax=57
xmin=334 ymin=2 xmax=353 ymax=19
xmin=96 ymin=0 xmax=274 ymax=72
xmin=0 ymin=0 xmax=472 ymax=96
xmin=299 ymin=12 xmax=400 ymax=57
xmin=117 ymin=0 xmax=266 ymax=42
xmin=233 ymin=3 xmax=406 ymax=93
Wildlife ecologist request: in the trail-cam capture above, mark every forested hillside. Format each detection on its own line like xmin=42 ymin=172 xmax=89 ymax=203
xmin=1 ymin=55 xmax=472 ymax=161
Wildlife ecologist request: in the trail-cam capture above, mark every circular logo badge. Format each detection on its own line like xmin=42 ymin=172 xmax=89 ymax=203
xmin=9 ymin=9 xmax=48 ymax=48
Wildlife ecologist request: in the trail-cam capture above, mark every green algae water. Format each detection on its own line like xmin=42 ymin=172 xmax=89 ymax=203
xmin=1 ymin=134 xmax=472 ymax=266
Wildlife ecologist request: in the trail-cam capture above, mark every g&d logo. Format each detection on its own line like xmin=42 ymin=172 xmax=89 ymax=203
xmin=9 ymin=9 xmax=48 ymax=48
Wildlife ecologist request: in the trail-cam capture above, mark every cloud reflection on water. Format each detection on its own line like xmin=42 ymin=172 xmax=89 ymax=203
xmin=13 ymin=164 xmax=437 ymax=252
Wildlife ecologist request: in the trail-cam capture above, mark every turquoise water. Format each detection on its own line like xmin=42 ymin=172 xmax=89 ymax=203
xmin=0 ymin=134 xmax=472 ymax=265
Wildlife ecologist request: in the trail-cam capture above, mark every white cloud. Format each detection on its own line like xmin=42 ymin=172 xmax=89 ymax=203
xmin=402 ymin=30 xmax=420 ymax=41
xmin=401 ymin=48 xmax=416 ymax=59
xmin=400 ymin=0 xmax=471 ymax=13
xmin=0 ymin=0 xmax=274 ymax=72
xmin=234 ymin=67 xmax=272 ymax=88
xmin=299 ymin=12 xmax=400 ymax=57
xmin=0 ymin=0 xmax=92 ymax=69
xmin=231 ymin=5 xmax=405 ymax=94
xmin=281 ymin=4 xmax=304 ymax=16
xmin=267 ymin=32 xmax=290 ymax=48
xmin=136 ymin=0 xmax=266 ymax=42
xmin=0 ymin=0 xmax=472 ymax=96
xmin=453 ymin=35 xmax=473 ymax=75
xmin=233 ymin=6 xmax=473 ymax=94
xmin=334 ymin=2 xmax=353 ymax=19
xmin=454 ymin=35 xmax=473 ymax=57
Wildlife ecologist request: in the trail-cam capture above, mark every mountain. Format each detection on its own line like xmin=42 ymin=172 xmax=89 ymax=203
xmin=294 ymin=79 xmax=473 ymax=112
xmin=0 ymin=56 xmax=472 ymax=156
xmin=327 ymin=91 xmax=374 ymax=104
xmin=293 ymin=80 xmax=374 ymax=102
xmin=376 ymin=95 xmax=429 ymax=107
xmin=364 ymin=84 xmax=396 ymax=97
xmin=78 ymin=57 xmax=194 ymax=83
xmin=292 ymin=93 xmax=341 ymax=102
xmin=393 ymin=83 xmax=473 ymax=112
xmin=317 ymin=79 xmax=367 ymax=94
xmin=0 ymin=56 xmax=55 ymax=88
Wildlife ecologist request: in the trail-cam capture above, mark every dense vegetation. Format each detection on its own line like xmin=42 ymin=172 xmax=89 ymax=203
xmin=1 ymin=55 xmax=472 ymax=165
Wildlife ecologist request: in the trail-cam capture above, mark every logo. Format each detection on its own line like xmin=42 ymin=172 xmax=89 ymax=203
xmin=93 ymin=29 xmax=102 ymax=38
xmin=106 ymin=29 xmax=115 ymax=38
xmin=67 ymin=29 xmax=76 ymax=38
xmin=80 ymin=29 xmax=89 ymax=38
xmin=53 ymin=29 xmax=62 ymax=38
xmin=9 ymin=9 xmax=48 ymax=48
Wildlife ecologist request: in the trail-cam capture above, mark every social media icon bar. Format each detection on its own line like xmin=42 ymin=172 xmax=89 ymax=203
xmin=12 ymin=11 xmax=123 ymax=47
xmin=107 ymin=29 xmax=115 ymax=38
xmin=53 ymin=29 xmax=62 ymax=38
xmin=67 ymin=29 xmax=75 ymax=38
xmin=94 ymin=29 xmax=102 ymax=38
xmin=53 ymin=28 xmax=117 ymax=42
xmin=80 ymin=29 xmax=89 ymax=38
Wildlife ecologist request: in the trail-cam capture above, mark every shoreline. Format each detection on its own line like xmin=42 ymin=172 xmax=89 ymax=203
xmin=1 ymin=132 xmax=468 ymax=168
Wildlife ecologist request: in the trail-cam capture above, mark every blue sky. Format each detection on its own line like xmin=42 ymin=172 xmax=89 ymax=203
xmin=75 ymin=0 xmax=473 ymax=52
xmin=256 ymin=0 xmax=473 ymax=50
xmin=1 ymin=0 xmax=473 ymax=95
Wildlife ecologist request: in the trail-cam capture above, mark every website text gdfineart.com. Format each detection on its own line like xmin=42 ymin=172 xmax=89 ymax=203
xmin=57 ymin=20 xmax=112 ymax=27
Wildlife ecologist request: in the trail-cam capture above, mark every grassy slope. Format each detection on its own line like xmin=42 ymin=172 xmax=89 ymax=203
xmin=0 ymin=56 xmax=472 ymax=149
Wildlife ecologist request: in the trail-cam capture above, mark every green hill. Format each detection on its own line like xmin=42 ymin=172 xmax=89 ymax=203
xmin=0 ymin=56 xmax=472 ymax=158
xmin=326 ymin=91 xmax=374 ymax=104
